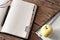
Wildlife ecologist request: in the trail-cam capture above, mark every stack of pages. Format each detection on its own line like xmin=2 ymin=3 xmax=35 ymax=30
xmin=0 ymin=0 xmax=37 ymax=39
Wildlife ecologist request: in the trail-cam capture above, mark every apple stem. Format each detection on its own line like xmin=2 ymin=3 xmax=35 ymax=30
xmin=45 ymin=26 xmax=48 ymax=29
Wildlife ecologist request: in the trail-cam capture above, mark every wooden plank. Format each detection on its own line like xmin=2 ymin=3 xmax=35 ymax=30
xmin=45 ymin=0 xmax=60 ymax=6
xmin=0 ymin=34 xmax=22 ymax=40
xmin=29 ymin=31 xmax=42 ymax=40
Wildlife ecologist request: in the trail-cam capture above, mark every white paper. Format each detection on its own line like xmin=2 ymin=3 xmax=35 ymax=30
xmin=0 ymin=0 xmax=11 ymax=31
xmin=1 ymin=0 xmax=37 ymax=39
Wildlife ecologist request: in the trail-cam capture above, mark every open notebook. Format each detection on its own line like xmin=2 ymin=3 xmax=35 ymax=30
xmin=0 ymin=0 xmax=37 ymax=39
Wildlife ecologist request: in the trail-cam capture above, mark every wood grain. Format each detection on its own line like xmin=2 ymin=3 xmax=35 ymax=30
xmin=0 ymin=34 xmax=22 ymax=40
xmin=0 ymin=0 xmax=60 ymax=40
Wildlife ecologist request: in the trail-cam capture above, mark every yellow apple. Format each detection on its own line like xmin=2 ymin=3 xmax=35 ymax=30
xmin=40 ymin=24 xmax=53 ymax=37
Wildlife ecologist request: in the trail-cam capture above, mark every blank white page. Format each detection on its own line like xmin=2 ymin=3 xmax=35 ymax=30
xmin=0 ymin=0 xmax=11 ymax=31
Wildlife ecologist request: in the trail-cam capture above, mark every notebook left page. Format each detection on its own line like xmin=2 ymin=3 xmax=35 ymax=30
xmin=0 ymin=0 xmax=11 ymax=31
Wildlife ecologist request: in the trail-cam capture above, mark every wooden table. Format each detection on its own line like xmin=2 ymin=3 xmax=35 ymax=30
xmin=0 ymin=0 xmax=60 ymax=40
